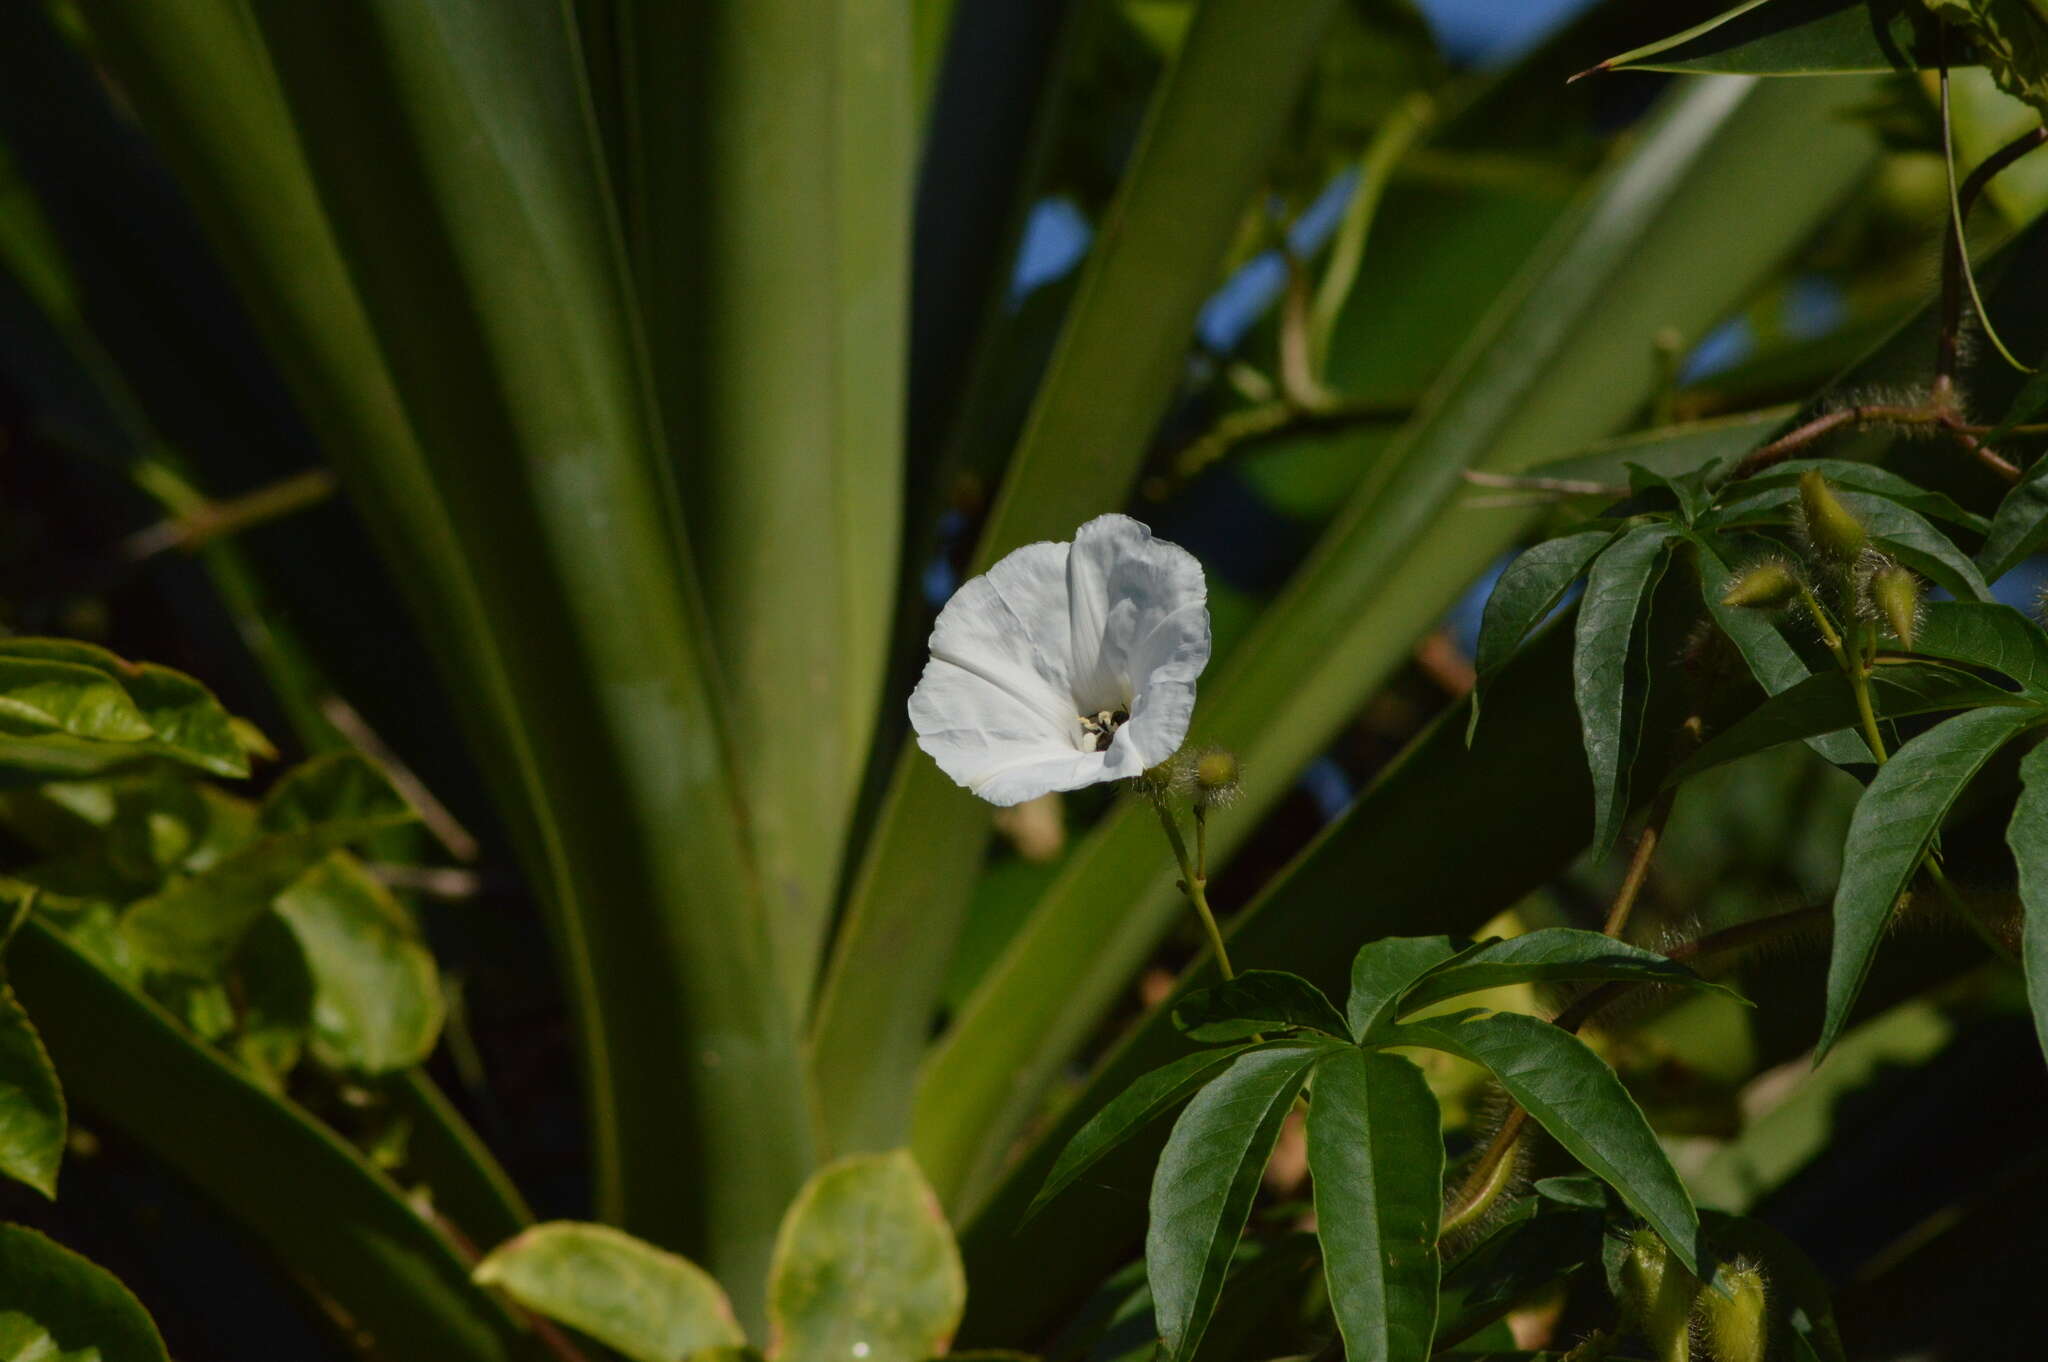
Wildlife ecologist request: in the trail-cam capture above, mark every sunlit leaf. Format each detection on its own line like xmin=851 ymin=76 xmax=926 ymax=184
xmin=0 ymin=640 xmax=248 ymax=778
xmin=274 ymin=854 xmax=442 ymax=1075
xmin=473 ymin=1222 xmax=744 ymax=1362
xmin=767 ymin=1150 xmax=965 ymax=1362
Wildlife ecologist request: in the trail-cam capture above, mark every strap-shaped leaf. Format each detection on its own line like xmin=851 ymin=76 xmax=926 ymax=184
xmin=1468 ymin=529 xmax=1618 ymax=742
xmin=2009 ymin=743 xmax=2048 ymax=1068
xmin=1026 ymin=1044 xmax=1256 ymax=1220
xmin=1667 ymin=662 xmax=2028 ymax=786
xmin=1732 ymin=459 xmax=1990 ymax=536
xmin=1397 ymin=928 xmax=1736 ymax=1017
xmin=1905 ymin=602 xmax=2048 ymax=699
xmin=1305 ymin=1048 xmax=1442 ymax=1362
xmin=1395 ymin=1013 xmax=1701 ymax=1276
xmin=0 ymin=640 xmax=247 ymax=777
xmin=1979 ymin=452 xmax=2048 ymax=583
xmin=0 ymin=1225 xmax=167 ymax=1362
xmin=1147 ymin=1044 xmax=1324 ymax=1361
xmin=1585 ymin=0 xmax=1952 ymax=77
xmin=1692 ymin=532 xmax=1870 ymax=767
xmin=1575 ymin=523 xmax=1682 ymax=859
xmin=767 ymin=1151 xmax=965 ymax=1362
xmin=1172 ymin=970 xmax=1350 ymax=1042
xmin=473 ymin=1222 xmax=743 ymax=1362
xmin=1346 ymin=936 xmax=1461 ymax=1041
xmin=1822 ymin=705 xmax=2044 ymax=1055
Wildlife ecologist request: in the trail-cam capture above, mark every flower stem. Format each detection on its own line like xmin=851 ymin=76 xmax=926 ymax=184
xmin=1154 ymin=799 xmax=1235 ymax=980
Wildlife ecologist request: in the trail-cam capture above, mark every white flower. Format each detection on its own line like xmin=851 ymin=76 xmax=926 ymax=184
xmin=909 ymin=514 xmax=1211 ymax=807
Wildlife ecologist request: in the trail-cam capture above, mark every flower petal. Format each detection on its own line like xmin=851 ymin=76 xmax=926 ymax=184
xmin=1065 ymin=515 xmax=1210 ymax=713
xmin=1112 ymin=595 xmax=1209 ymax=769
xmin=909 ymin=657 xmax=1109 ymax=805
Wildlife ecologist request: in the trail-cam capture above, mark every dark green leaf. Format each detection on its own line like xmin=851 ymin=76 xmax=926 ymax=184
xmin=473 ymin=1222 xmax=743 ymax=1362
xmin=1822 ymin=705 xmax=2043 ymax=1055
xmin=1028 ymin=1045 xmax=1256 ymax=1220
xmin=1397 ymin=928 xmax=1737 ymax=1016
xmin=258 ymin=750 xmax=413 ymax=834
xmin=230 ymin=912 xmax=311 ymax=1091
xmin=1172 ymin=970 xmax=1350 ymax=1042
xmin=1588 ymin=0 xmax=1952 ymax=77
xmin=767 ymin=1151 xmax=965 ymax=1362
xmin=1732 ymin=459 xmax=1991 ymax=536
xmin=1978 ymin=454 xmax=2048 ymax=583
xmin=0 ymin=959 xmax=62 ymax=1196
xmin=1667 ymin=662 xmax=2028 ymax=785
xmin=0 ymin=640 xmax=248 ymax=778
xmin=1305 ymin=1048 xmax=1442 ymax=1362
xmin=1709 ymin=490 xmax=1994 ymax=601
xmin=1345 ymin=936 xmax=1461 ymax=1042
xmin=1906 ymin=602 xmax=2048 ymax=697
xmin=0 ymin=658 xmax=152 ymax=746
xmin=1147 ymin=1045 xmax=1324 ymax=1361
xmin=1469 ymin=529 xmax=1618 ymax=741
xmin=2009 ymin=743 xmax=2048 ymax=1067
xmin=0 ymin=1312 xmax=97 ymax=1362
xmin=1982 ymin=364 xmax=2048 ymax=446
xmin=1434 ymin=1203 xmax=1601 ymax=1350
xmin=1575 ymin=524 xmax=1682 ymax=859
xmin=1693 ymin=532 xmax=1872 ymax=766
xmin=0 ymin=1225 xmax=167 ymax=1362
xmin=1395 ymin=1014 xmax=1701 ymax=1275
xmin=1627 ymin=462 xmax=1717 ymax=524
xmin=1530 ymin=408 xmax=1793 ymax=488
xmin=274 ymin=854 xmax=442 ymax=1075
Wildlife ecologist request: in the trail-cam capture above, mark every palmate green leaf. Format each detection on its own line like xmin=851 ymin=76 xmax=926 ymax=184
xmin=1822 ymin=704 xmax=2044 ymax=1055
xmin=1667 ymin=662 xmax=2028 ymax=785
xmin=1731 ymin=459 xmax=1991 ymax=536
xmin=2007 ymin=743 xmax=2048 ymax=1066
xmin=1396 ymin=928 xmax=1737 ymax=1016
xmin=1027 ymin=1044 xmax=1257 ymax=1221
xmin=1468 ymin=528 xmax=1618 ymax=741
xmin=1304 ymin=1048 xmax=1442 ymax=1362
xmin=1147 ymin=1045 xmax=1325 ymax=1362
xmin=472 ymin=1222 xmax=744 ymax=1362
xmin=0 ymin=658 xmax=151 ymax=747
xmin=0 ymin=640 xmax=247 ymax=778
xmin=0 ymin=892 xmax=61 ymax=1198
xmin=1574 ymin=523 xmax=1683 ymax=860
xmin=274 ymin=853 xmax=442 ymax=1076
xmin=1171 ymin=970 xmax=1350 ymax=1042
xmin=1345 ymin=937 xmax=1462 ymax=1042
xmin=915 ymin=74 xmax=1885 ymax=1215
xmin=814 ymin=0 xmax=1349 ymax=1165
xmin=0 ymin=1226 xmax=166 ymax=1362
xmin=1693 ymin=531 xmax=1872 ymax=767
xmin=1979 ymin=453 xmax=2048 ymax=583
xmin=1626 ymin=462 xmax=1719 ymax=526
xmin=1585 ymin=0 xmax=1953 ymax=77
xmin=10 ymin=918 xmax=525 ymax=1361
xmin=1394 ymin=1013 xmax=1701 ymax=1277
xmin=1905 ymin=601 xmax=2048 ymax=696
xmin=122 ymin=756 xmax=418 ymax=978
xmin=767 ymin=1151 xmax=966 ymax=1362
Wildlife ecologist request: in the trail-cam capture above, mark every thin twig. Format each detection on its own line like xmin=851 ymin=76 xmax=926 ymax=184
xmin=121 ymin=468 xmax=338 ymax=561
xmin=1174 ymin=396 xmax=1416 ymax=483
xmin=319 ymin=694 xmax=481 ymax=863
xmin=1460 ymin=469 xmax=1626 ymax=497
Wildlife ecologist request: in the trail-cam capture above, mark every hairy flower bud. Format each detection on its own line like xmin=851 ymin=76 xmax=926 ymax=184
xmin=1700 ymin=1260 xmax=1769 ymax=1362
xmin=1720 ymin=560 xmax=1800 ymax=610
xmin=1621 ymin=1230 xmax=1697 ymax=1362
xmin=1798 ymin=470 xmax=1867 ymax=560
xmin=1871 ymin=563 xmax=1922 ymax=649
xmin=1192 ymin=748 xmax=1241 ymax=808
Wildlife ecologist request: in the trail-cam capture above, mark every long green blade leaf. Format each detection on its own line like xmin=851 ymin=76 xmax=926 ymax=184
xmin=2008 ymin=743 xmax=2048 ymax=1066
xmin=1574 ymin=524 xmax=1682 ymax=859
xmin=1585 ymin=0 xmax=1952 ymax=77
xmin=1171 ymin=970 xmax=1351 ymax=1042
xmin=1822 ymin=704 xmax=2043 ymax=1055
xmin=1906 ymin=602 xmax=2048 ymax=697
xmin=1397 ymin=928 xmax=1735 ymax=1016
xmin=1305 ymin=1048 xmax=1443 ymax=1362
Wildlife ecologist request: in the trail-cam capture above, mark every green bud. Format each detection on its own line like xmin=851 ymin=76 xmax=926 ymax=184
xmin=1621 ymin=1230 xmax=1697 ymax=1362
xmin=1699 ymin=1261 xmax=1769 ymax=1362
xmin=1872 ymin=563 xmax=1922 ymax=649
xmin=1195 ymin=749 xmax=1239 ymax=795
xmin=1719 ymin=560 xmax=1800 ymax=610
xmin=1799 ymin=470 xmax=1867 ymax=560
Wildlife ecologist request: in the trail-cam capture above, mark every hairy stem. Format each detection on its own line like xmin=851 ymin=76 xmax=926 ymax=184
xmin=1154 ymin=798 xmax=1235 ymax=979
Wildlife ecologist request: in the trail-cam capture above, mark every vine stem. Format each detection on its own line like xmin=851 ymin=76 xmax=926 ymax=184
xmin=1154 ymin=798 xmax=1235 ymax=980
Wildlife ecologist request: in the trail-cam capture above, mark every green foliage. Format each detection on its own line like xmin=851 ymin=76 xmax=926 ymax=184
xmin=474 ymin=1222 xmax=745 ymax=1362
xmin=1574 ymin=524 xmax=1684 ymax=858
xmin=0 ymin=894 xmax=61 ymax=1199
xmin=1588 ymin=0 xmax=1953 ymax=78
xmin=273 ymin=854 xmax=443 ymax=1075
xmin=0 ymin=1227 xmax=166 ymax=1362
xmin=1929 ymin=0 xmax=2048 ymax=117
